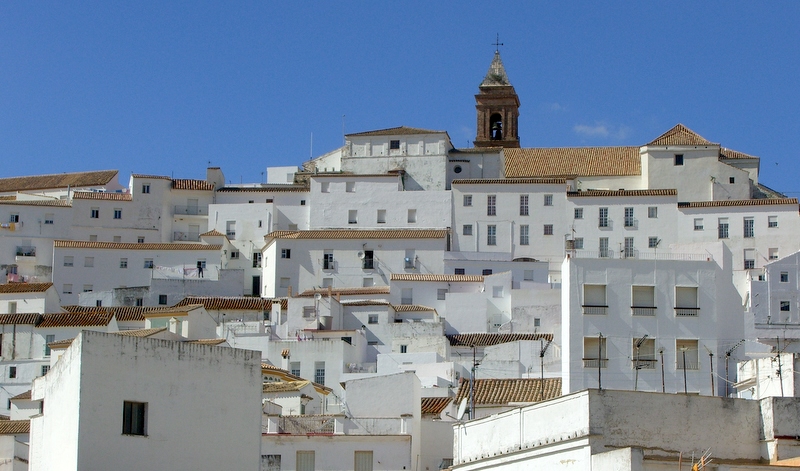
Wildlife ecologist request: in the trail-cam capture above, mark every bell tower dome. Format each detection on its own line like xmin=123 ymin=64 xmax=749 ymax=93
xmin=473 ymin=51 xmax=520 ymax=148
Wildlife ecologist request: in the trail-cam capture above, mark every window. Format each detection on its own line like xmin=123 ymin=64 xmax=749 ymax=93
xmin=520 ymin=225 xmax=529 ymax=245
xmin=362 ymin=277 xmax=373 ymax=287
xmin=454 ymin=268 xmax=465 ymax=275
xmin=144 ymin=259 xmax=154 ymax=269
xmin=114 ymin=208 xmax=122 ymax=219
xmin=226 ymin=221 xmax=236 ymax=239
xmin=8 ymin=367 xmax=16 ymax=378
xmin=280 ymin=277 xmax=291 ymax=288
xmin=368 ymin=314 xmax=378 ymax=324
xmin=90 ymin=208 xmax=99 ymax=218
xmin=674 ymin=154 xmax=684 ymax=166
xmin=624 ymin=207 xmax=635 ymax=227
xmin=520 ymin=195 xmax=529 ymax=215
xmin=253 ymin=253 xmax=262 ymax=268
xmin=744 ymin=249 xmax=755 ymax=269
xmin=290 ymin=362 xmax=300 ymax=377
xmin=487 ymin=195 xmax=496 ymax=216
xmin=323 ymin=251 xmax=334 ymax=270
xmin=492 ymin=286 xmax=503 ymax=298
xmin=407 ymin=209 xmax=416 ymax=223
xmin=768 ymin=216 xmax=778 ymax=228
xmin=7 ymin=302 xmax=15 ymax=314
xmin=463 ymin=195 xmax=472 ymax=206
xmin=437 ymin=289 xmax=448 ymax=300
xmin=543 ymin=194 xmax=553 ymax=207
xmin=89 ymin=234 xmax=98 ymax=242
xmin=781 ymin=271 xmax=789 ymax=283
xmin=404 ymin=250 xmax=415 ymax=269
xmin=574 ymin=208 xmax=583 ymax=219
xmin=44 ymin=213 xmax=54 ymax=224
xmin=63 ymin=256 xmax=74 ymax=267
xmin=41 ymin=365 xmax=50 ymax=376
xmin=400 ymin=345 xmax=408 ymax=354
xmin=648 ymin=207 xmax=657 ymax=218
xmin=632 ymin=286 xmax=656 ymax=316
xmin=8 ymin=214 xmax=19 ymax=223
xmin=314 ymin=362 xmax=325 ymax=385
xmin=96 ymin=300 xmax=102 ymax=307
xmin=598 ymin=207 xmax=609 ymax=227
xmin=743 ymin=217 xmax=754 ymax=238
xmin=136 ymin=298 xmax=143 ymax=306
xmin=729 ymin=176 xmax=735 ymax=184
xmin=354 ymin=451 xmax=373 ymax=471
xmin=84 ymin=257 xmax=94 ymax=267
xmin=583 ymin=336 xmax=607 ymax=368
xmin=676 ymin=339 xmax=698 ymax=370
xmin=632 ymin=338 xmax=656 ymax=369
xmin=362 ymin=250 xmax=374 ymax=270
xmin=781 ymin=301 xmax=791 ymax=312
xmin=523 ymin=270 xmax=534 ymax=281
xmin=599 ymin=238 xmax=609 ymax=258
xmin=543 ymin=224 xmax=553 ymax=235
xmin=648 ymin=237 xmax=659 ymax=248
xmin=348 ymin=210 xmax=358 ymax=224
xmin=574 ymin=237 xmax=584 ymax=249
xmin=258 ymin=220 xmax=262 ymax=228
xmin=389 ymin=139 xmax=400 ymax=150
xmin=113 ymin=236 xmax=121 ymax=243
xmin=297 ymin=451 xmax=315 ymax=471
xmin=487 ymin=225 xmax=497 ymax=246
xmin=718 ymin=218 xmax=729 ymax=239
xmin=321 ymin=277 xmax=332 ymax=288
xmin=141 ymin=184 xmax=150 ymax=194
xmin=230 ymin=251 xmax=239 ymax=260
xmin=281 ymin=249 xmax=291 ymax=259
xmin=583 ymin=284 xmax=607 ymax=315
xmin=675 ymin=286 xmax=699 ymax=316
xmin=158 ymin=295 xmax=167 ymax=305
xmin=63 ymin=284 xmax=72 ymax=294
xmin=120 ymin=258 xmax=128 ymax=268
xmin=137 ymin=236 xmax=145 ymax=243
xmin=377 ymin=209 xmax=386 ymax=224
xmin=462 ymin=224 xmax=473 ymax=236
xmin=401 ymin=288 xmax=413 ymax=305
xmin=122 ymin=401 xmax=147 ymax=435
xmin=320 ymin=182 xmax=330 ymax=193
xmin=346 ymin=182 xmax=355 ymax=192
xmin=694 ymin=218 xmax=704 ymax=231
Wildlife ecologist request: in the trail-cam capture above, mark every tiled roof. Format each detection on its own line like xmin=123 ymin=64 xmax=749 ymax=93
xmin=0 ymin=314 xmax=41 ymax=325
xmin=646 ymin=124 xmax=716 ymax=147
xmin=0 ymin=199 xmax=71 ymax=207
xmin=678 ymin=198 xmax=799 ymax=208
xmin=72 ymin=191 xmax=132 ymax=201
xmin=296 ymin=287 xmax=390 ymax=297
xmin=0 ymin=282 xmax=53 ymax=294
xmin=720 ymin=147 xmax=758 ymax=160
xmin=267 ymin=229 xmax=448 ymax=240
xmin=392 ymin=304 xmax=436 ymax=312
xmin=172 ymin=179 xmax=215 ymax=191
xmin=311 ymin=173 xmax=401 ymax=179
xmin=504 ymin=147 xmax=641 ymax=178
xmin=61 ymin=305 xmax=150 ymax=322
xmin=200 ymin=229 xmax=226 ymax=237
xmin=175 ymin=296 xmax=273 ymax=310
xmin=263 ymin=381 xmax=310 ymax=393
xmin=53 ymin=240 xmax=222 ymax=251
xmin=131 ymin=174 xmax=171 ymax=180
xmin=346 ymin=126 xmax=445 ymax=137
xmin=185 ymin=338 xmax=227 ymax=346
xmin=216 ymin=186 xmax=308 ymax=193
xmin=567 ymin=189 xmax=677 ymax=198
xmin=0 ymin=420 xmax=30 ymax=434
xmin=421 ymin=397 xmax=452 ymax=415
xmin=116 ymin=327 xmax=167 ymax=338
xmin=391 ymin=274 xmax=484 ymax=283
xmin=340 ymin=300 xmax=391 ymax=306
xmin=451 ymin=147 xmax=503 ymax=154
xmin=10 ymin=390 xmax=31 ymax=400
xmin=48 ymin=338 xmax=75 ymax=349
xmin=0 ymin=196 xmax=14 ymax=201
xmin=451 ymin=178 xmax=567 ymax=185
xmin=480 ymin=51 xmax=512 ymax=87
xmin=261 ymin=363 xmax=333 ymax=393
xmin=454 ymin=378 xmax=562 ymax=405
xmin=447 ymin=333 xmax=553 ymax=347
xmin=0 ymin=170 xmax=117 ymax=193
xmin=38 ymin=312 xmax=113 ymax=328
xmin=141 ymin=304 xmax=204 ymax=317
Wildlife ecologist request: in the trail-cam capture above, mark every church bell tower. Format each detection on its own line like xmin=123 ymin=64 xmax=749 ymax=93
xmin=474 ymin=51 xmax=520 ymax=148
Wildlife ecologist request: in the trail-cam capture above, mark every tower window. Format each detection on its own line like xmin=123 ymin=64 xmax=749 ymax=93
xmin=490 ymin=113 xmax=503 ymax=140
xmin=389 ymin=140 xmax=400 ymax=150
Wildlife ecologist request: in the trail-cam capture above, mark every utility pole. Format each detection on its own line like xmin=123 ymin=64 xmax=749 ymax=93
xmin=470 ymin=345 xmax=480 ymax=419
xmin=634 ymin=334 xmax=648 ymax=391
xmin=598 ymin=333 xmax=603 ymax=390
xmin=659 ymin=349 xmax=665 ymax=393
xmin=681 ymin=347 xmax=688 ymax=394
xmin=704 ymin=345 xmax=715 ymax=396
xmin=776 ymin=337 xmax=784 ymax=398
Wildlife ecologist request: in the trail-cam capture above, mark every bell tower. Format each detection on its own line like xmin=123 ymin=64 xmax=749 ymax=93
xmin=474 ymin=50 xmax=520 ymax=148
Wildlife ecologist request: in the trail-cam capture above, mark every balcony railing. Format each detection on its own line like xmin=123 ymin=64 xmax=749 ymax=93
xmin=632 ymin=359 xmax=657 ymax=370
xmin=570 ymin=251 xmax=712 ymax=262
xmin=631 ymin=306 xmax=656 ymax=316
xmin=675 ymin=307 xmax=699 ymax=317
xmin=582 ymin=305 xmax=608 ymax=315
xmin=15 ymin=246 xmax=35 ymax=257
xmin=677 ymin=360 xmax=699 ymax=370
xmin=173 ymin=232 xmax=200 ymax=242
xmin=624 ymin=218 xmax=637 ymax=228
xmin=583 ymin=358 xmax=608 ymax=368
xmin=173 ymin=205 xmax=208 ymax=216
xmin=362 ymin=259 xmax=374 ymax=270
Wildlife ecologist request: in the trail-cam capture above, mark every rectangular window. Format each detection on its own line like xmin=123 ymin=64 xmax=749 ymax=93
xmin=8 ymin=214 xmax=19 ymax=223
xmin=63 ymin=284 xmax=72 ymax=294
xmin=674 ymin=154 xmax=684 ymax=166
xmin=718 ymin=218 xmax=729 ymax=239
xmin=744 ymin=249 xmax=755 ymax=269
xmin=676 ymin=339 xmax=699 ymax=370
xmin=158 ymin=294 xmax=168 ymax=305
xmin=624 ymin=207 xmax=635 ymax=227
xmin=96 ymin=300 xmax=102 ymax=307
xmin=114 ymin=208 xmax=122 ymax=219
xmin=487 ymin=195 xmax=496 ymax=216
xmin=41 ymin=365 xmax=50 ymax=376
xmin=113 ymin=236 xmax=121 ymax=243
xmin=89 ymin=234 xmax=97 ymax=242
xmin=90 ymin=208 xmax=99 ymax=219
xmin=407 ymin=209 xmax=417 ymax=223
xmin=462 ymin=224 xmax=473 ymax=236
xmin=523 ymin=270 xmax=534 ymax=281
xmin=492 ymin=286 xmax=503 ymax=298
xmin=599 ymin=238 xmax=609 ymax=258
xmin=122 ymin=401 xmax=147 ymax=435
xmin=297 ymin=451 xmax=315 ymax=471
xmin=648 ymin=237 xmax=659 ymax=248
xmin=583 ymin=284 xmax=607 ymax=315
xmin=520 ymin=194 xmax=529 ymax=215
xmin=64 ymin=256 xmax=73 ymax=267
xmin=252 ymin=253 xmax=262 ymax=268
xmin=648 ymin=207 xmax=657 ymax=218
xmin=137 ymin=236 xmax=145 ymax=243
xmin=675 ymin=286 xmax=699 ymax=316
xmin=543 ymin=224 xmax=553 ymax=235
xmin=362 ymin=250 xmax=374 ymax=270
xmin=389 ymin=139 xmax=400 ymax=150
xmin=781 ymin=272 xmax=789 ymax=283
xmin=44 ymin=213 xmax=54 ymax=224
xmin=7 ymin=302 xmax=15 ymax=314
xmin=136 ymin=298 xmax=143 ymax=306
xmin=314 ymin=362 xmax=325 ymax=385
xmin=142 ymin=184 xmax=150 ymax=194
xmin=320 ymin=182 xmax=330 ymax=193
xmin=84 ymin=257 xmax=94 ymax=267
xmin=281 ymin=249 xmax=291 ymax=259
xmin=463 ymin=195 xmax=472 ymax=206
xmin=519 ymin=225 xmax=529 ymax=245
xmin=323 ymin=252 xmax=334 ymax=270
xmin=404 ymin=249 xmax=415 ymax=269
xmin=348 ymin=210 xmax=358 ymax=224
xmin=401 ymin=288 xmax=413 ymax=305
xmin=632 ymin=338 xmax=657 ymax=368
xmin=632 ymin=286 xmax=656 ymax=315
xmin=454 ymin=268 xmax=465 ymax=275
xmin=230 ymin=251 xmax=239 ymax=259
xmin=743 ymin=217 xmax=754 ymax=238
xmin=290 ymin=362 xmax=300 ymax=377
xmin=574 ymin=208 xmax=583 ymax=219
xmin=437 ymin=288 xmax=448 ymax=300
xmin=120 ymin=258 xmax=128 ymax=269
xmin=729 ymin=176 xmax=735 ymax=184
xmin=377 ymin=209 xmax=386 ymax=224
xmin=583 ymin=337 xmax=607 ymax=368
xmin=225 ymin=221 xmax=236 ymax=239
xmin=694 ymin=218 xmax=703 ymax=231
xmin=362 ymin=277 xmax=373 ymax=287
xmin=280 ymin=277 xmax=291 ymax=288
xmin=573 ymin=237 xmax=584 ymax=249
xmin=781 ymin=301 xmax=791 ymax=311
xmin=487 ymin=225 xmax=497 ymax=246
xmin=598 ymin=207 xmax=609 ymax=227
xmin=354 ymin=451 xmax=373 ymax=471
xmin=346 ymin=182 xmax=355 ymax=192
xmin=400 ymin=345 xmax=408 ymax=354
xmin=482 ymin=269 xmax=493 ymax=276
xmin=543 ymin=194 xmax=553 ymax=207
xmin=368 ymin=314 xmax=378 ymax=324
xmin=8 ymin=367 xmax=16 ymax=379
xmin=144 ymin=259 xmax=154 ymax=269
xmin=768 ymin=216 xmax=778 ymax=228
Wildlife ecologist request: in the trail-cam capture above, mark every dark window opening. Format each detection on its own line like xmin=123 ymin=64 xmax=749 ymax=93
xmin=390 ymin=140 xmax=400 ymax=150
xmin=490 ymin=113 xmax=503 ymax=140
xmin=122 ymin=401 xmax=147 ymax=435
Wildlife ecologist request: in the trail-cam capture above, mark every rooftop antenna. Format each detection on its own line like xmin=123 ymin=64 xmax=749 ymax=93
xmin=342 ymin=115 xmax=346 ymax=145
xmin=703 ymin=345 xmax=715 ymax=395
xmin=310 ymin=132 xmax=313 ymax=159
xmin=540 ymin=338 xmax=552 ymax=399
xmin=634 ymin=334 xmax=649 ymax=391
xmin=724 ymin=339 xmax=745 ymax=397
xmin=492 ymin=33 xmax=503 ymax=53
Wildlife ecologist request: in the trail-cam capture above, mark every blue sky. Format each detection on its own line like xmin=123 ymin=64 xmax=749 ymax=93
xmin=2 ymin=2 xmax=799 ymax=193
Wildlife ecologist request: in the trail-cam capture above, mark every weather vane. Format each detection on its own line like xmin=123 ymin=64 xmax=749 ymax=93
xmin=492 ymin=34 xmax=503 ymax=53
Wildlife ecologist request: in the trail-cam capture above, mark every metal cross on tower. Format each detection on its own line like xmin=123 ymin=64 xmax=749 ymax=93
xmin=492 ymin=34 xmax=503 ymax=52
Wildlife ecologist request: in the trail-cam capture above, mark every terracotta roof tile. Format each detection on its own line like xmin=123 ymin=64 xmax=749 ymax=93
xmin=0 ymin=170 xmax=117 ymax=193
xmin=454 ymin=378 xmax=561 ymax=404
xmin=175 ymin=296 xmax=273 ymax=310
xmin=0 ymin=199 xmax=71 ymax=207
xmin=171 ymin=179 xmax=215 ymax=191
xmin=719 ymin=147 xmax=758 ymax=160
xmin=47 ymin=338 xmax=75 ymax=349
xmin=141 ymin=304 xmax=204 ymax=317
xmin=116 ymin=327 xmax=167 ymax=338
xmin=185 ymin=338 xmax=227 ymax=346
xmin=200 ymin=229 xmax=226 ymax=237
xmin=451 ymin=147 xmax=503 ymax=154
xmin=452 ymin=178 xmax=567 ymax=185
xmin=296 ymin=287 xmax=390 ymax=297
xmin=678 ymin=198 xmax=798 ymax=208
xmin=61 ymin=305 xmax=149 ymax=322
xmin=340 ymin=300 xmax=391 ymax=306
xmin=38 ymin=312 xmax=113 ymax=328
xmin=504 ymin=147 xmax=640 ymax=178
xmin=261 ymin=363 xmax=333 ymax=393
xmin=10 ymin=390 xmax=31 ymax=400
xmin=346 ymin=126 xmax=445 ymax=137
xmin=311 ymin=173 xmax=400 ymax=179
xmin=0 ymin=196 xmax=14 ymax=201
xmin=646 ymin=124 xmax=716 ymax=146
xmin=391 ymin=274 xmax=484 ymax=283
xmin=53 ymin=240 xmax=222 ymax=251
xmin=0 ymin=282 xmax=53 ymax=294
xmin=72 ymin=191 xmax=132 ymax=201
xmin=447 ymin=333 xmax=553 ymax=347
xmin=421 ymin=397 xmax=452 ymax=415
xmin=216 ymin=186 xmax=308 ymax=193
xmin=131 ymin=174 xmax=171 ymax=180
xmin=0 ymin=314 xmax=41 ymax=325
xmin=0 ymin=420 xmax=30 ymax=434
xmin=263 ymin=381 xmax=310 ymax=393
xmin=267 ymin=229 xmax=448 ymax=240
xmin=392 ymin=304 xmax=436 ymax=312
xmin=567 ymin=189 xmax=677 ymax=198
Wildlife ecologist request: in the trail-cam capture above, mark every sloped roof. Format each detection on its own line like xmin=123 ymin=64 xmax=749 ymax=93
xmin=72 ymin=191 xmax=132 ymax=201
xmin=263 ymin=380 xmax=310 ymax=394
xmin=172 ymin=179 xmax=215 ymax=191
xmin=452 ymin=178 xmax=567 ymax=185
xmin=646 ymin=123 xmax=716 ymax=146
xmin=48 ymin=338 xmax=75 ymax=349
xmin=38 ymin=312 xmax=113 ymax=328
xmin=296 ymin=286 xmax=390 ymax=297
xmin=454 ymin=378 xmax=562 ymax=405
xmin=0 ymin=170 xmax=117 ymax=193
xmin=175 ymin=296 xmax=273 ymax=310
xmin=199 ymin=229 xmax=226 ymax=237
xmin=261 ymin=363 xmax=333 ymax=393
xmin=346 ymin=126 xmax=446 ymax=137
xmin=61 ymin=305 xmax=152 ymax=322
xmin=216 ymin=185 xmax=308 ymax=193
xmin=0 ymin=314 xmax=41 ymax=325
xmin=53 ymin=240 xmax=222 ymax=251
xmin=447 ymin=332 xmax=553 ymax=347
xmin=10 ymin=390 xmax=31 ymax=400
xmin=421 ymin=397 xmax=452 ymax=415
xmin=678 ymin=198 xmax=798 ymax=208
xmin=720 ymin=147 xmax=758 ymax=160
xmin=0 ymin=199 xmax=71 ymax=207
xmin=567 ymin=189 xmax=677 ymax=198
xmin=116 ymin=328 xmax=167 ymax=338
xmin=0 ymin=420 xmax=30 ymax=434
xmin=504 ymin=147 xmax=641 ymax=178
xmin=0 ymin=282 xmax=53 ymax=294
xmin=391 ymin=274 xmax=484 ymax=283
xmin=185 ymin=338 xmax=227 ymax=346
xmin=130 ymin=174 xmax=171 ymax=180
xmin=339 ymin=300 xmax=391 ymax=306
xmin=267 ymin=229 xmax=448 ymax=240
xmin=480 ymin=51 xmax=512 ymax=87
xmin=392 ymin=304 xmax=436 ymax=312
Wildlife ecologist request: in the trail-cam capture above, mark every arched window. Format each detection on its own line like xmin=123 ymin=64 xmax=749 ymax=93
xmin=490 ymin=113 xmax=503 ymax=140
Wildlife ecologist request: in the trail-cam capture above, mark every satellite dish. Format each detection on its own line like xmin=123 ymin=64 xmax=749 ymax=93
xmin=456 ymin=397 xmax=468 ymax=421
xmin=357 ymin=251 xmax=365 ymax=259
xmin=314 ymin=293 xmax=322 ymax=301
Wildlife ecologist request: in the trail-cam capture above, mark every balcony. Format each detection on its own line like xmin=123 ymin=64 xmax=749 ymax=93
xmin=677 ymin=360 xmax=699 ymax=370
xmin=362 ymin=258 xmax=374 ymax=270
xmin=675 ymin=307 xmax=699 ymax=317
xmin=173 ymin=205 xmax=208 ymax=216
xmin=570 ymin=251 xmax=712 ymax=262
xmin=583 ymin=358 xmax=608 ymax=368
xmin=631 ymin=359 xmax=657 ymax=370
xmin=624 ymin=218 xmax=638 ymax=228
xmin=15 ymin=246 xmax=35 ymax=257
xmin=322 ymin=259 xmax=335 ymax=270
xmin=582 ymin=305 xmax=608 ymax=315
xmin=173 ymin=231 xmax=200 ymax=242
xmin=631 ymin=306 xmax=656 ymax=316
